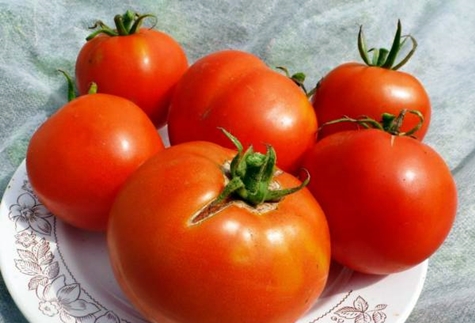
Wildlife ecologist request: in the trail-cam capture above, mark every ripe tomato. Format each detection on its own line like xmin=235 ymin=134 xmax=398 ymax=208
xmin=301 ymin=128 xmax=457 ymax=275
xmin=108 ymin=134 xmax=331 ymax=323
xmin=26 ymin=93 xmax=165 ymax=231
xmin=312 ymin=20 xmax=431 ymax=140
xmin=75 ymin=11 xmax=188 ymax=128
xmin=167 ymin=49 xmax=318 ymax=174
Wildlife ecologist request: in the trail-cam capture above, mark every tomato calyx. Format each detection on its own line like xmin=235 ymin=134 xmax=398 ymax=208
xmin=85 ymin=10 xmax=157 ymax=41
xmin=380 ymin=110 xmax=424 ymax=136
xmin=217 ymin=129 xmax=309 ymax=205
xmin=58 ymin=70 xmax=98 ymax=101
xmin=320 ymin=109 xmax=424 ymax=137
xmin=191 ymin=130 xmax=310 ymax=224
xmin=190 ymin=129 xmax=309 ymax=224
xmin=358 ymin=19 xmax=417 ymax=70
xmin=58 ymin=69 xmax=77 ymax=101
xmin=276 ymin=66 xmax=311 ymax=97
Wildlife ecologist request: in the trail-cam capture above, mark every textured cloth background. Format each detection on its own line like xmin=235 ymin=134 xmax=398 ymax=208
xmin=1 ymin=0 xmax=474 ymax=322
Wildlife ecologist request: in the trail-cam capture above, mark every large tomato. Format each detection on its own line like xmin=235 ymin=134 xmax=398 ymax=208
xmin=167 ymin=49 xmax=318 ymax=174
xmin=26 ymin=92 xmax=165 ymax=231
xmin=301 ymin=125 xmax=457 ymax=275
xmin=75 ymin=11 xmax=188 ymax=128
xmin=107 ymin=133 xmax=331 ymax=323
xmin=312 ymin=20 xmax=431 ymax=140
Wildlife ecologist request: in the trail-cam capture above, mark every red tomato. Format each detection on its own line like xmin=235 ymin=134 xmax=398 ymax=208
xmin=75 ymin=11 xmax=188 ymax=128
xmin=167 ymin=49 xmax=318 ymax=174
xmin=312 ymin=21 xmax=431 ymax=140
xmin=301 ymin=129 xmax=457 ymax=275
xmin=26 ymin=93 xmax=165 ymax=231
xmin=108 ymin=138 xmax=331 ymax=323
xmin=312 ymin=63 xmax=431 ymax=140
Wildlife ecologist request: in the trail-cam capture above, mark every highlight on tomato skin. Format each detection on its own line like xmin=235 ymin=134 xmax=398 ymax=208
xmin=75 ymin=10 xmax=189 ymax=128
xmin=107 ymin=131 xmax=331 ymax=323
xmin=25 ymin=92 xmax=165 ymax=232
xmin=300 ymin=118 xmax=457 ymax=275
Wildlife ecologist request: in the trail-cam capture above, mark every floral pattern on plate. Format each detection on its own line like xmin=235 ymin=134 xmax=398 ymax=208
xmin=8 ymin=179 xmax=121 ymax=323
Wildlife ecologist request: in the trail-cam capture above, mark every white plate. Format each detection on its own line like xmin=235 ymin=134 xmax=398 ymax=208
xmin=0 ymin=159 xmax=428 ymax=323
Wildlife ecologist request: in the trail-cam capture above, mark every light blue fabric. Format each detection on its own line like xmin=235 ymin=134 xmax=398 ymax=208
xmin=1 ymin=0 xmax=474 ymax=322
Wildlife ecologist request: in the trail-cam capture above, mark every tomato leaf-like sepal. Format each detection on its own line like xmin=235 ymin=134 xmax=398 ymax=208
xmin=57 ymin=70 xmax=76 ymax=102
xmin=275 ymin=66 xmax=311 ymax=97
xmin=319 ymin=109 xmax=424 ymax=138
xmin=358 ymin=19 xmax=417 ymax=70
xmin=215 ymin=128 xmax=309 ymax=206
xmin=85 ymin=10 xmax=157 ymax=41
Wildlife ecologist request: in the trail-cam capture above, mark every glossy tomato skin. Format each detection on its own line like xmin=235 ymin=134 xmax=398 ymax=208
xmin=167 ymin=49 xmax=318 ymax=174
xmin=75 ymin=28 xmax=188 ymax=128
xmin=26 ymin=94 xmax=165 ymax=231
xmin=312 ymin=62 xmax=431 ymax=140
xmin=301 ymin=129 xmax=457 ymax=275
xmin=108 ymin=141 xmax=331 ymax=323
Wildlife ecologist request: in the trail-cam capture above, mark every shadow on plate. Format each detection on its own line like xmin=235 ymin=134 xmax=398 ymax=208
xmin=317 ymin=260 xmax=387 ymax=299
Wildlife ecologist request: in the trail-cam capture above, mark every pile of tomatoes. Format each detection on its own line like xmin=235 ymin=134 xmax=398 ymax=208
xmin=25 ymin=11 xmax=457 ymax=323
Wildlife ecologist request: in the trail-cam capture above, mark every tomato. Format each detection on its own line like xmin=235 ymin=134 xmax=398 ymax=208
xmin=26 ymin=93 xmax=165 ymax=231
xmin=313 ymin=63 xmax=431 ymax=140
xmin=167 ymin=49 xmax=318 ymax=174
xmin=312 ymin=20 xmax=431 ymax=140
xmin=107 ymin=133 xmax=331 ymax=323
xmin=75 ymin=11 xmax=188 ymax=128
xmin=301 ymin=127 xmax=457 ymax=275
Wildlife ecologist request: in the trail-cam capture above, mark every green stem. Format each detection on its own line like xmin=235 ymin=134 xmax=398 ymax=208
xmin=358 ymin=25 xmax=372 ymax=66
xmin=358 ymin=19 xmax=417 ymax=70
xmin=130 ymin=13 xmax=157 ymax=34
xmin=214 ymin=128 xmax=309 ymax=206
xmin=392 ymin=35 xmax=418 ymax=70
xmin=85 ymin=21 xmax=117 ymax=41
xmin=114 ymin=14 xmax=129 ymax=36
xmin=87 ymin=82 xmax=98 ymax=95
xmin=310 ymin=20 xmax=417 ymax=99
xmin=319 ymin=115 xmax=385 ymax=132
xmin=121 ymin=10 xmax=136 ymax=32
xmin=319 ymin=109 xmax=424 ymax=137
xmin=276 ymin=66 xmax=309 ymax=96
xmin=57 ymin=69 xmax=76 ymax=102
xmin=85 ymin=11 xmax=156 ymax=41
xmin=380 ymin=19 xmax=403 ymax=69
xmin=382 ymin=110 xmax=424 ymax=136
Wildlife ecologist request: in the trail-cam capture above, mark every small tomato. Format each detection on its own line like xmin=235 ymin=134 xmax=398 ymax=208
xmin=75 ymin=11 xmax=188 ymax=128
xmin=26 ymin=90 xmax=164 ymax=231
xmin=311 ymin=20 xmax=431 ymax=140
